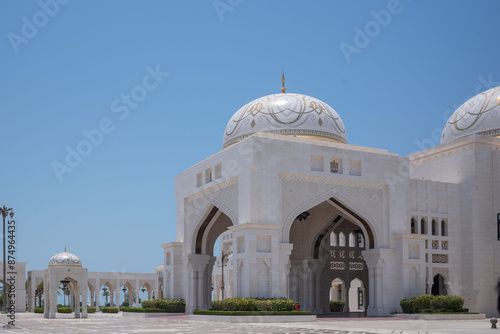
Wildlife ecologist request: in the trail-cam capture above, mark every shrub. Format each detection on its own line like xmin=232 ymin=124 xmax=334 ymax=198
xmin=210 ymin=298 xmax=257 ymax=311
xmin=140 ymin=299 xmax=185 ymax=313
xmin=79 ymin=307 xmax=96 ymax=313
xmin=210 ymin=298 xmax=295 ymax=312
xmin=442 ymin=295 xmax=464 ymax=312
xmin=122 ymin=307 xmax=166 ymax=313
xmin=400 ymin=299 xmax=414 ymax=314
xmin=193 ymin=309 xmax=313 ymax=316
xmin=100 ymin=307 xmax=119 ymax=313
xmin=412 ymin=294 xmax=434 ymax=313
xmin=34 ymin=307 xmax=44 ymax=313
xmin=430 ymin=296 xmax=446 ymax=312
xmin=254 ymin=298 xmax=295 ymax=311
xmin=57 ymin=307 xmax=72 ymax=313
xmin=329 ymin=300 xmax=345 ymax=312
xmin=400 ymin=295 xmax=465 ymax=313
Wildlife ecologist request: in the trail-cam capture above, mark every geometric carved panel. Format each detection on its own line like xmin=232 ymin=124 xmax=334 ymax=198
xmin=348 ymin=262 xmax=364 ymax=270
xmin=330 ymin=261 xmax=345 ymax=270
xmin=432 ymin=254 xmax=448 ymax=263
xmin=408 ymin=244 xmax=420 ymax=259
xmin=257 ymin=236 xmax=271 ymax=252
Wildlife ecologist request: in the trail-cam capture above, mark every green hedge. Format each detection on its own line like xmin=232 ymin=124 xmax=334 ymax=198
xmin=100 ymin=307 xmax=119 ymax=313
xmin=209 ymin=298 xmax=295 ymax=312
xmin=57 ymin=307 xmax=72 ymax=313
xmin=34 ymin=307 xmax=96 ymax=314
xmin=140 ymin=299 xmax=185 ymax=313
xmin=400 ymin=295 xmax=465 ymax=313
xmin=193 ymin=309 xmax=312 ymax=316
xmin=329 ymin=300 xmax=345 ymax=312
xmin=122 ymin=307 xmax=166 ymax=313
xmin=79 ymin=307 xmax=96 ymax=313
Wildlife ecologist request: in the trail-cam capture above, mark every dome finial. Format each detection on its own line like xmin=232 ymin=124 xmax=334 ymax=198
xmin=281 ymin=70 xmax=286 ymax=94
xmin=65 ymin=246 xmax=66 ymax=252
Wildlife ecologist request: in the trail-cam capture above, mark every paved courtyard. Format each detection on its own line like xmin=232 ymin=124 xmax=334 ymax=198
xmin=0 ymin=313 xmax=497 ymax=334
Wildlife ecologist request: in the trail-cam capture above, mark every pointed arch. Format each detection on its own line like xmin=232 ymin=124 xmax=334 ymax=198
xmin=191 ymin=197 xmax=237 ymax=254
xmin=282 ymin=188 xmax=381 ymax=246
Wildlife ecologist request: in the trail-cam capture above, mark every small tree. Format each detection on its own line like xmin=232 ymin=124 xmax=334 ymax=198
xmin=102 ymin=290 xmax=110 ymax=306
xmin=35 ymin=282 xmax=44 ymax=307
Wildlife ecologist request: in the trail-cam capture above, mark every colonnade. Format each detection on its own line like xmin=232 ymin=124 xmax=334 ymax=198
xmin=27 ymin=271 xmax=158 ymax=312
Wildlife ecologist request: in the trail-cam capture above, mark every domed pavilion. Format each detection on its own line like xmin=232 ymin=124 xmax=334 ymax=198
xmin=43 ymin=248 xmax=88 ymax=319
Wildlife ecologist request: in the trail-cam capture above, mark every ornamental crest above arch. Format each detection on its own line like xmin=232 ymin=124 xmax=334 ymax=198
xmin=185 ymin=178 xmax=239 ymax=235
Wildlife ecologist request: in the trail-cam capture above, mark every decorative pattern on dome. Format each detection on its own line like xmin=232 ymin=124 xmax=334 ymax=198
xmin=441 ymin=86 xmax=500 ymax=144
xmin=48 ymin=251 xmax=82 ymax=267
xmin=223 ymin=93 xmax=347 ymax=148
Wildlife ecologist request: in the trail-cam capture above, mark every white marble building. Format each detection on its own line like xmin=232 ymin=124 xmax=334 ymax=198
xmin=161 ymin=84 xmax=500 ymax=316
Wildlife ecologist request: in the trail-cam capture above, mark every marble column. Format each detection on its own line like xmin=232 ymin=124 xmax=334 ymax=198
xmin=135 ymin=280 xmax=140 ymax=307
xmin=74 ymin=281 xmax=80 ymax=318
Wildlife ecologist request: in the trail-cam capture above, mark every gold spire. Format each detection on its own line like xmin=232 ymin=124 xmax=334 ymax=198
xmin=281 ymin=71 xmax=286 ymax=94
xmin=65 ymin=246 xmax=66 ymax=252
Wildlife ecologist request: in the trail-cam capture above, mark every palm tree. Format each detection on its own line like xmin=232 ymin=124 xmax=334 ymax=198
xmin=35 ymin=282 xmax=44 ymax=307
xmin=102 ymin=290 xmax=110 ymax=306
xmin=59 ymin=285 xmax=70 ymax=306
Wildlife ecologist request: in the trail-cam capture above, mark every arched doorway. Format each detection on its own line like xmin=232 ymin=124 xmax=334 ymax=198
xmin=288 ymin=197 xmax=374 ymax=315
xmin=187 ymin=204 xmax=234 ymax=312
xmin=431 ymin=274 xmax=447 ymax=296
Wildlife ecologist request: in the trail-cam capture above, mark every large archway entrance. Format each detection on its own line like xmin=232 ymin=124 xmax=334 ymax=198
xmin=186 ymin=204 xmax=234 ymax=312
xmin=288 ymin=197 xmax=374 ymax=315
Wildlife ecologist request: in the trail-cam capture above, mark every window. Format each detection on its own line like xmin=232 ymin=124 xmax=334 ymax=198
xmin=348 ymin=233 xmax=355 ymax=247
xmin=497 ymin=214 xmax=500 ymax=240
xmin=196 ymin=173 xmax=202 ymax=187
xmin=339 ymin=232 xmax=346 ymax=247
xmin=215 ymin=164 xmax=222 ymax=179
xmin=441 ymin=219 xmax=448 ymax=237
xmin=420 ymin=218 xmax=427 ymax=234
xmin=410 ymin=217 xmax=416 ymax=234
xmin=431 ymin=219 xmax=438 ymax=236
xmin=358 ymin=234 xmax=364 ymax=248
xmin=358 ymin=288 xmax=364 ymax=308
xmin=205 ymin=168 xmax=212 ymax=184
xmin=330 ymin=232 xmax=337 ymax=246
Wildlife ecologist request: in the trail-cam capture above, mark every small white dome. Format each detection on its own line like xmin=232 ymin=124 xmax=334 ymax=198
xmin=223 ymin=93 xmax=347 ymax=149
xmin=48 ymin=250 xmax=82 ymax=267
xmin=441 ymin=86 xmax=500 ymax=144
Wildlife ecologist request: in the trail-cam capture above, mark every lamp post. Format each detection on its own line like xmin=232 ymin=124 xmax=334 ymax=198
xmin=220 ymin=249 xmax=232 ymax=300
xmin=122 ymin=287 xmax=127 ymax=307
xmin=0 ymin=205 xmax=14 ymax=314
xmin=60 ymin=279 xmax=70 ymax=307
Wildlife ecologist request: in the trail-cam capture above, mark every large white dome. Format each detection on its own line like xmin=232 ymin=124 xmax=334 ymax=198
xmin=441 ymin=86 xmax=500 ymax=144
xmin=222 ymin=93 xmax=347 ymax=149
xmin=48 ymin=250 xmax=82 ymax=267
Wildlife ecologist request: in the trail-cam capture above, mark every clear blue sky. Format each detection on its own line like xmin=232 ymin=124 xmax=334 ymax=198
xmin=1 ymin=0 xmax=499 ymax=275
